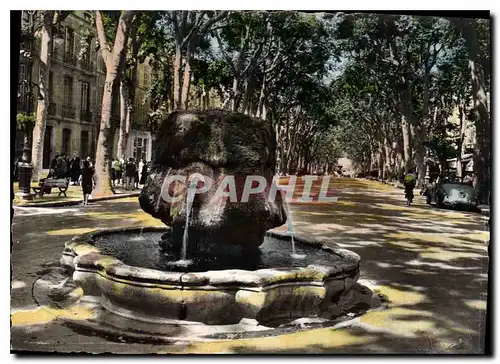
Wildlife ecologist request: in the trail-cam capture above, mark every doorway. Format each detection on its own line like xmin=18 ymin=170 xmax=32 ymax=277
xmin=43 ymin=125 xmax=53 ymax=169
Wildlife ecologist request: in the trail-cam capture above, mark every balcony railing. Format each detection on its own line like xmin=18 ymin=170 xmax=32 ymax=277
xmin=80 ymin=58 xmax=94 ymax=72
xmin=63 ymin=52 xmax=76 ymax=66
xmin=80 ymin=109 xmax=92 ymax=122
xmin=48 ymin=102 xmax=57 ymax=116
xmin=62 ymin=105 xmax=75 ymax=119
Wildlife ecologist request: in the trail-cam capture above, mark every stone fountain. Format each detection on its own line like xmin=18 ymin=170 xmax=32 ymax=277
xmin=52 ymin=110 xmax=368 ymax=342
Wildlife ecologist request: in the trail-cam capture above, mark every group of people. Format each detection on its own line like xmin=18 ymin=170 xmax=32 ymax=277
xmin=111 ymin=157 xmax=149 ymax=191
xmin=48 ymin=153 xmax=91 ymax=185
xmin=41 ymin=153 xmax=150 ymax=204
xmin=46 ymin=153 xmax=95 ymax=205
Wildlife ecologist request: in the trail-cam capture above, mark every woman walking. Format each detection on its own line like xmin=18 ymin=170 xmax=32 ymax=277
xmin=70 ymin=152 xmax=81 ymax=186
xmin=79 ymin=160 xmax=95 ymax=206
xmin=139 ymin=159 xmax=148 ymax=186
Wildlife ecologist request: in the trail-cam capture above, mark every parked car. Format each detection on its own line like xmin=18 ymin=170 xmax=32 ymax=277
xmin=424 ymin=178 xmax=478 ymax=210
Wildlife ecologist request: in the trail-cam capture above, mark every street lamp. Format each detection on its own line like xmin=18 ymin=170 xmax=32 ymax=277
xmin=16 ymin=80 xmax=41 ymax=200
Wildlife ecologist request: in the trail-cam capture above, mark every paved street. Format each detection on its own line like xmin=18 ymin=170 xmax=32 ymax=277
xmin=10 ymin=178 xmax=489 ymax=353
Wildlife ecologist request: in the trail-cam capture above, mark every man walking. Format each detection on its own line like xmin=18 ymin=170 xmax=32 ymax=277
xmin=125 ymin=157 xmax=136 ymax=190
xmin=403 ymin=169 xmax=417 ymax=205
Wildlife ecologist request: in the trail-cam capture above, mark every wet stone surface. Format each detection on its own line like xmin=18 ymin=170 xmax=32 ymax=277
xmin=93 ymin=232 xmax=343 ymax=273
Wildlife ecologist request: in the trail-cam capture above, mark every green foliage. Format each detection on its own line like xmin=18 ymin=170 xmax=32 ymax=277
xmin=17 ymin=112 xmax=36 ymax=132
xmin=90 ymin=11 xmax=489 ymax=177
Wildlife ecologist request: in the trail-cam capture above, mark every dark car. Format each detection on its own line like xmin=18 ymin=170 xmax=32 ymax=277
xmin=425 ymin=179 xmax=478 ymax=210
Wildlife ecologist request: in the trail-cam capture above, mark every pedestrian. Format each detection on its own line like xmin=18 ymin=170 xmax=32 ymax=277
xmin=70 ymin=152 xmax=81 ymax=186
xmin=134 ymin=159 xmax=140 ymax=189
xmin=50 ymin=154 xmax=58 ymax=170
xmin=138 ymin=159 xmax=145 ymax=184
xmin=79 ymin=160 xmax=95 ymax=205
xmin=114 ymin=158 xmax=123 ymax=186
xmin=403 ymin=169 xmax=417 ymax=205
xmin=65 ymin=154 xmax=71 ymax=179
xmin=125 ymin=157 xmax=136 ymax=190
xmin=56 ymin=154 xmax=68 ymax=179
xmin=49 ymin=154 xmax=59 ymax=178
xmin=139 ymin=159 xmax=148 ymax=186
xmin=111 ymin=158 xmax=119 ymax=187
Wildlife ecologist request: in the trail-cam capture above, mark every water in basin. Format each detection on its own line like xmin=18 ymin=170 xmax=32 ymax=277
xmin=92 ymin=231 xmax=342 ymax=272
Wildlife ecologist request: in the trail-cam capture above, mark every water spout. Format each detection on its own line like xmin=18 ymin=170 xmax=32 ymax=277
xmin=282 ymin=192 xmax=306 ymax=260
xmin=179 ymin=175 xmax=203 ymax=264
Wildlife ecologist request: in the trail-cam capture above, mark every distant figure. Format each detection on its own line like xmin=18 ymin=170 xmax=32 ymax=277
xmin=138 ymin=159 xmax=145 ymax=183
xmin=64 ymin=154 xmax=71 ymax=179
xmin=86 ymin=156 xmax=93 ymax=168
xmin=125 ymin=157 xmax=136 ymax=190
xmin=139 ymin=159 xmax=148 ymax=185
xmin=70 ymin=152 xmax=81 ymax=186
xmin=50 ymin=154 xmax=58 ymax=170
xmin=112 ymin=158 xmax=122 ymax=187
xmin=403 ymin=169 xmax=417 ymax=205
xmin=48 ymin=154 xmax=59 ymax=178
xmin=56 ymin=154 xmax=69 ymax=179
xmin=110 ymin=158 xmax=117 ymax=187
xmin=79 ymin=160 xmax=94 ymax=206
xmin=135 ymin=159 xmax=140 ymax=188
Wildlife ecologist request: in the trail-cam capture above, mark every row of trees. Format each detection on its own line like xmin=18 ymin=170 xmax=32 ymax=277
xmin=322 ymin=14 xmax=490 ymax=201
xmin=18 ymin=11 xmax=490 ymax=202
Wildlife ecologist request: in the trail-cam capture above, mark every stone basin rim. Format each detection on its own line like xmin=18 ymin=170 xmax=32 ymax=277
xmin=61 ymin=226 xmax=360 ymax=288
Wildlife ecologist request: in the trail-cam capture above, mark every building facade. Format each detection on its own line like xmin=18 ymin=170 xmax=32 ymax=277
xmin=16 ymin=11 xmax=154 ymax=171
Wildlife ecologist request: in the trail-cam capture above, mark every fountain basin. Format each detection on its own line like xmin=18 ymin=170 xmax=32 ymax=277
xmin=61 ymin=226 xmax=360 ymax=326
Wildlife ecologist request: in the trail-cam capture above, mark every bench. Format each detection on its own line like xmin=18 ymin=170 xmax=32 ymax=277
xmin=32 ymin=178 xmax=70 ymax=197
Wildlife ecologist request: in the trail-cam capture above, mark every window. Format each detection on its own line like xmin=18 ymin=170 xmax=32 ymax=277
xmin=143 ymin=138 xmax=149 ymax=161
xmin=80 ymin=82 xmax=90 ymax=121
xmin=65 ymin=28 xmax=74 ymax=56
xmin=133 ymin=138 xmax=144 ymax=161
xmin=144 ymin=69 xmax=150 ymax=87
xmin=18 ymin=63 xmax=26 ymax=95
xmin=62 ymin=128 xmax=71 ymax=155
xmin=81 ymin=46 xmax=91 ymax=68
xmin=81 ymin=131 xmax=89 ymax=158
xmin=49 ymin=72 xmax=53 ymax=99
xmin=43 ymin=126 xmax=53 ymax=169
xmin=138 ymin=67 xmax=143 ymax=87
xmin=81 ymin=82 xmax=89 ymax=112
xmin=63 ymin=76 xmax=73 ymax=106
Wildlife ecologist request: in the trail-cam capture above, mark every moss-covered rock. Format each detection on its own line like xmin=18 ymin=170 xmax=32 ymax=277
xmin=139 ymin=110 xmax=287 ymax=249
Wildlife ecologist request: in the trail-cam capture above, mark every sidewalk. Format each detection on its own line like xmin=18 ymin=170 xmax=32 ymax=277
xmin=13 ymin=183 xmax=141 ymax=208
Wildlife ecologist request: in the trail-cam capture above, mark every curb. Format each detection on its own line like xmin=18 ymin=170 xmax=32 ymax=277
xmin=13 ymin=191 xmax=140 ymax=208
